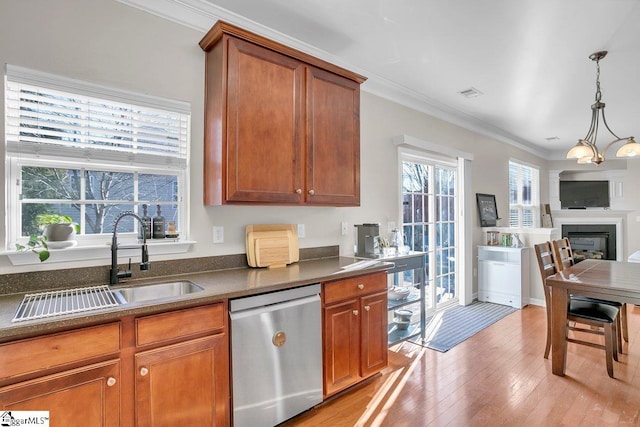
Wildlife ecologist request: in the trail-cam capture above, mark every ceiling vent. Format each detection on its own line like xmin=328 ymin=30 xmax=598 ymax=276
xmin=458 ymin=87 xmax=483 ymax=98
xmin=545 ymin=136 xmax=560 ymax=141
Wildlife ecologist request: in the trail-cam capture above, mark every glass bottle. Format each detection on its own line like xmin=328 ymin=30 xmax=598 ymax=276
xmin=139 ymin=204 xmax=152 ymax=240
xmin=152 ymin=204 xmax=165 ymax=239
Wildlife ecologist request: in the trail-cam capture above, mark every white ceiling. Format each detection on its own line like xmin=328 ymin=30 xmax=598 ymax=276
xmin=118 ymin=0 xmax=640 ymax=160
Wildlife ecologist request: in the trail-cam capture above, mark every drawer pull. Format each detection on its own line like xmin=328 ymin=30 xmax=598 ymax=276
xmin=140 ymin=367 xmax=149 ymax=376
xmin=364 ymin=305 xmax=370 ymax=311
xmin=295 ymin=188 xmax=302 ymax=194
xmin=107 ymin=377 xmax=117 ymax=387
xmin=357 ymin=284 xmax=365 ymax=290
xmin=353 ymin=310 xmax=359 ymax=316
xmin=308 ymin=189 xmax=315 ymax=195
xmin=395 ymin=263 xmax=408 ymax=269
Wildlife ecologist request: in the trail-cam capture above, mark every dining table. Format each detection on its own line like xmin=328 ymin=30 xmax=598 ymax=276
xmin=546 ymin=258 xmax=640 ymax=376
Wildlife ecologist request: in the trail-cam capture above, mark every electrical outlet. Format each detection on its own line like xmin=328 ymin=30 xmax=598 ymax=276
xmin=297 ymin=224 xmax=305 ymax=238
xmin=341 ymin=221 xmax=349 ymax=236
xmin=387 ymin=221 xmax=396 ymax=233
xmin=212 ymin=226 xmax=224 ymax=243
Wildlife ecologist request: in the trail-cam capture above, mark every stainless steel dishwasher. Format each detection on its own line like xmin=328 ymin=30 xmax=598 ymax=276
xmin=229 ymin=284 xmax=322 ymax=427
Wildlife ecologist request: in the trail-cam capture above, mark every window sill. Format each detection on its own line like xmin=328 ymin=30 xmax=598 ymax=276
xmin=4 ymin=240 xmax=196 ymax=266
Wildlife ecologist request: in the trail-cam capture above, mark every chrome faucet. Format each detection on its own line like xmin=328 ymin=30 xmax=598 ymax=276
xmin=110 ymin=211 xmax=150 ymax=285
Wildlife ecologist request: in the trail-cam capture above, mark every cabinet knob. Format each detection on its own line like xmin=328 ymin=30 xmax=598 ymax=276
xmin=106 ymin=377 xmax=117 ymax=387
xmin=353 ymin=310 xmax=359 ymax=316
xmin=308 ymin=189 xmax=315 ymax=195
xmin=140 ymin=367 xmax=149 ymax=376
xmin=364 ymin=305 xmax=370 ymax=311
xmin=357 ymin=284 xmax=365 ymax=290
xmin=295 ymin=188 xmax=302 ymax=194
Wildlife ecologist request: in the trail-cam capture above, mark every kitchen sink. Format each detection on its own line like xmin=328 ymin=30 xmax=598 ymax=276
xmin=113 ymin=281 xmax=204 ymax=304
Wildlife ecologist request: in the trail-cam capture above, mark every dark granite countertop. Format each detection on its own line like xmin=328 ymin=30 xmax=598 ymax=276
xmin=0 ymin=256 xmax=391 ymax=343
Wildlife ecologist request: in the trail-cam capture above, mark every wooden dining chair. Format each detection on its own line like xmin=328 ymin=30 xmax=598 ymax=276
xmin=534 ymin=241 xmax=620 ymax=378
xmin=552 ymin=237 xmax=629 ymax=344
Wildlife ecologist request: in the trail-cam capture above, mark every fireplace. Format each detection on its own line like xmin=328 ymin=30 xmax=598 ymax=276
xmin=562 ymin=224 xmax=616 ymax=261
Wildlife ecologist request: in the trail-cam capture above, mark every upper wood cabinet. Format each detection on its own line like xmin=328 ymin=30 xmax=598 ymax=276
xmin=199 ymin=21 xmax=366 ymax=206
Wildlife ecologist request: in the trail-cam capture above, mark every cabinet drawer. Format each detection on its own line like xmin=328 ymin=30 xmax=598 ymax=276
xmin=136 ymin=303 xmax=226 ymax=347
xmin=478 ymin=291 xmax=523 ymax=309
xmin=0 ymin=322 xmax=121 ymax=382
xmin=323 ymin=272 xmax=386 ymax=305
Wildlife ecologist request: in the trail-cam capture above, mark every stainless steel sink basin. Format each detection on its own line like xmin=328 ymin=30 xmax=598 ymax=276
xmin=114 ymin=281 xmax=204 ymax=304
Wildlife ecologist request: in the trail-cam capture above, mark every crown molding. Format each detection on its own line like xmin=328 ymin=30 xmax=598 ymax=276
xmin=115 ymin=0 xmax=551 ymax=160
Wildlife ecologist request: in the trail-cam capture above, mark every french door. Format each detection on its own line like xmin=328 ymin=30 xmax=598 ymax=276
xmin=401 ymin=153 xmax=459 ymax=315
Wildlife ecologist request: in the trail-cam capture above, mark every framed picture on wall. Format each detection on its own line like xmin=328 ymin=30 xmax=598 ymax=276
xmin=476 ymin=193 xmax=499 ymax=227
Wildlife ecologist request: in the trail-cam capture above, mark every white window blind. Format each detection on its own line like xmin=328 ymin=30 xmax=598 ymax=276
xmin=509 ymin=160 xmax=539 ymax=228
xmin=5 ymin=65 xmax=189 ymax=169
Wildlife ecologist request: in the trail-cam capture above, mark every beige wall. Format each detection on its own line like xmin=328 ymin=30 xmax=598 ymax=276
xmin=0 ymin=0 xmax=553 ymax=302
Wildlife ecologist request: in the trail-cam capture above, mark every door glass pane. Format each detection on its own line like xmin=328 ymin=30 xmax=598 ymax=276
xmin=423 ymin=225 xmax=429 ymax=252
xmin=413 ymin=194 xmax=424 ymax=222
xmin=403 ymin=194 xmax=412 ymax=223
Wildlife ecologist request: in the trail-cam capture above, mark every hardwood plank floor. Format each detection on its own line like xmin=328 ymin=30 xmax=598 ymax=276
xmin=284 ymin=304 xmax=640 ymax=426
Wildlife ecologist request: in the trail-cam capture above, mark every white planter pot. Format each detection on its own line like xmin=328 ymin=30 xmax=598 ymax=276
xmin=43 ymin=224 xmax=77 ymax=248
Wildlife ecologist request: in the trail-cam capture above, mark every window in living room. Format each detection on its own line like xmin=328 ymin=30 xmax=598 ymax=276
xmin=509 ymin=160 xmax=539 ymax=228
xmin=4 ymin=65 xmax=190 ymax=253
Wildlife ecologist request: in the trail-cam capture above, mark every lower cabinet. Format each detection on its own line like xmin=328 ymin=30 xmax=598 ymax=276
xmin=0 ymin=360 xmax=121 ymax=426
xmin=477 ymin=245 xmax=530 ymax=309
xmin=0 ymin=302 xmax=230 ymax=426
xmin=135 ymin=335 xmax=229 ymax=426
xmin=322 ymin=272 xmax=388 ymax=397
xmin=133 ymin=302 xmax=229 ymax=426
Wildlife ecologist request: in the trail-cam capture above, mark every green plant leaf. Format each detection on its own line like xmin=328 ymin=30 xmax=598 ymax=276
xmin=38 ymin=250 xmax=50 ymax=262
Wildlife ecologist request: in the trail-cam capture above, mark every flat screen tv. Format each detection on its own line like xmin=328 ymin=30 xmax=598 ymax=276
xmin=559 ymin=180 xmax=610 ymax=208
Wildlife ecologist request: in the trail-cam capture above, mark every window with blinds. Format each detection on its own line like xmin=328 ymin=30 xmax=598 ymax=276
xmin=508 ymin=160 xmax=539 ymax=228
xmin=4 ymin=65 xmax=190 ymax=245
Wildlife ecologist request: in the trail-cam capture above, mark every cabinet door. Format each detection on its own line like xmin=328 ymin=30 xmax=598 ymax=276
xmin=135 ymin=335 xmax=229 ymax=426
xmin=323 ymin=299 xmax=360 ymax=396
xmin=478 ymin=260 xmax=519 ymax=294
xmin=0 ymin=360 xmax=120 ymax=426
xmin=306 ymin=67 xmax=360 ymax=206
xmin=360 ymin=291 xmax=388 ymax=378
xmin=225 ymin=37 xmax=305 ymax=203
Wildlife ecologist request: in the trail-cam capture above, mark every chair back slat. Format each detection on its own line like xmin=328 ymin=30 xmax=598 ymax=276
xmin=553 ymin=237 xmax=575 ymax=271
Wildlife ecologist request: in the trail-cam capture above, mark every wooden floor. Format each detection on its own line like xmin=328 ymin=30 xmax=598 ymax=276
xmin=284 ymin=304 xmax=640 ymax=426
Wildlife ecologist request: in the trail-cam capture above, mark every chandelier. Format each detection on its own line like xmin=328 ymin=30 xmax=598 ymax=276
xmin=566 ymin=51 xmax=640 ymax=165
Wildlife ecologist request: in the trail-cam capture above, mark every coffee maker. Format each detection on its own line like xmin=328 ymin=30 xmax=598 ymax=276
xmin=354 ymin=223 xmax=380 ymax=258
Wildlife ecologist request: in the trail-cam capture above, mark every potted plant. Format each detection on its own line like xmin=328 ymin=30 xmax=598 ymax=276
xmin=15 ymin=214 xmax=80 ymax=262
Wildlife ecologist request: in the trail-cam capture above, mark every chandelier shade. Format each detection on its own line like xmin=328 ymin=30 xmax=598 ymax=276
xmin=565 ymin=51 xmax=637 ymax=166
xmin=615 ymin=139 xmax=640 ymax=157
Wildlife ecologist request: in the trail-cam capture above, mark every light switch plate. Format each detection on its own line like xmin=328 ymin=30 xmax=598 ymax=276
xmin=297 ymin=224 xmax=305 ymax=238
xmin=341 ymin=222 xmax=349 ymax=236
xmin=213 ymin=226 xmax=224 ymax=243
